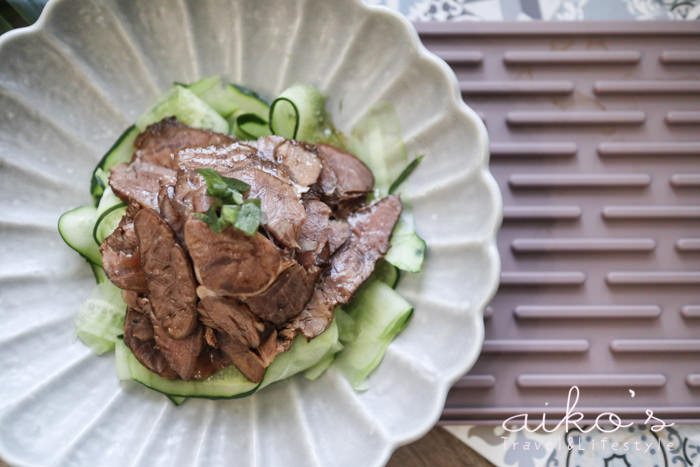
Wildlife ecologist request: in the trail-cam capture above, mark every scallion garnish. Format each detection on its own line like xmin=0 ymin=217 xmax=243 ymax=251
xmin=195 ymin=169 xmax=262 ymax=236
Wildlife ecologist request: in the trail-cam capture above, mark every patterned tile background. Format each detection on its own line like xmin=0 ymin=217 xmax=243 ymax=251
xmin=367 ymin=0 xmax=700 ymax=20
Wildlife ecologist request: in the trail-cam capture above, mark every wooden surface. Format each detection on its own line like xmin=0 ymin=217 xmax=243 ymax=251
xmin=0 ymin=427 xmax=492 ymax=466
xmin=388 ymin=427 xmax=494 ymax=467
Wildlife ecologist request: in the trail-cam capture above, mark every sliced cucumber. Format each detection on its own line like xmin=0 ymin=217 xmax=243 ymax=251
xmin=90 ymin=126 xmax=139 ymax=204
xmin=334 ymin=280 xmax=413 ymax=390
xmin=334 ymin=306 xmax=358 ymax=344
xmin=385 ymin=210 xmax=426 ymax=273
xmin=75 ymin=282 xmax=127 ymax=355
xmin=389 ymin=155 xmax=424 ymax=195
xmin=303 ymin=339 xmax=343 ymax=381
xmin=228 ymin=84 xmax=270 ymax=118
xmin=91 ymin=264 xmax=109 ymax=284
xmin=232 ymin=113 xmax=271 ymax=140
xmin=260 ymin=318 xmax=339 ymax=389
xmin=349 ymin=102 xmax=408 ymax=197
xmin=93 ymin=203 xmax=126 ymax=245
xmin=92 ymin=186 xmax=126 ymax=245
xmin=269 ymin=84 xmax=337 ymax=144
xmin=58 ymin=206 xmax=101 ymax=265
xmin=227 ymin=85 xmax=271 ymax=139
xmin=182 ymin=76 xmax=241 ymax=117
xmin=371 ymin=260 xmax=399 ymax=288
xmin=180 ymin=76 xmax=220 ymax=97
xmin=168 ymin=396 xmax=187 ymax=406
xmin=136 ymin=86 xmax=229 ymax=134
xmin=115 ymin=339 xmax=260 ymax=398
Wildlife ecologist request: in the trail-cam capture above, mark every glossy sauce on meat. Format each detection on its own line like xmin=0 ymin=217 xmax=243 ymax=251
xmin=102 ymin=118 xmax=400 ymax=382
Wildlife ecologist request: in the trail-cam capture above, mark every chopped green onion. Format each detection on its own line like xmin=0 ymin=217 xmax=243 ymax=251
xmin=195 ymin=206 xmax=223 ymax=232
xmin=217 ymin=200 xmax=261 ymax=236
xmin=234 ymin=200 xmax=262 ymax=236
xmin=195 ymin=169 xmax=262 ymax=236
xmin=197 ymin=168 xmax=249 ymax=204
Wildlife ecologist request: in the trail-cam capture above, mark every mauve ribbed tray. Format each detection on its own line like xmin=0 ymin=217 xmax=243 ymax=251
xmin=415 ymin=21 xmax=700 ymax=424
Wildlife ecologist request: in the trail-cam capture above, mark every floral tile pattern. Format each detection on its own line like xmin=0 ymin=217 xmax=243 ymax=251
xmin=366 ymin=0 xmax=700 ymax=20
xmin=446 ymin=424 xmax=700 ymax=467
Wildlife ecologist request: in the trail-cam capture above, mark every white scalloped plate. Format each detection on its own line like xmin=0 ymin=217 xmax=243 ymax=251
xmin=0 ymin=1 xmax=501 ymax=465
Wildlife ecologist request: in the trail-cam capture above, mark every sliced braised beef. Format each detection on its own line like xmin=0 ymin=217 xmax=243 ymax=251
xmin=314 ymin=144 xmax=374 ymax=202
xmin=273 ymin=140 xmax=322 ymax=187
xmin=173 ymin=170 xmax=212 ymax=215
xmin=156 ymin=170 xmax=214 ymax=240
xmin=229 ymin=167 xmax=306 ymax=249
xmin=244 ymin=263 xmax=317 ymax=326
xmin=109 ymin=161 xmax=176 ymax=211
xmin=134 ymin=209 xmax=198 ymax=339
xmin=198 ymin=296 xmax=263 ymax=349
xmin=327 ymin=219 xmax=351 ymax=254
xmin=289 ymin=195 xmax=402 ymax=339
xmin=192 ymin=346 xmax=232 ymax=380
xmin=149 ymin=314 xmax=203 ymax=381
xmin=253 ymin=135 xmax=284 ymax=161
xmin=134 ymin=117 xmax=236 ymax=169
xmin=215 ymin=330 xmax=266 ymax=383
xmin=297 ymin=199 xmax=332 ymax=270
xmin=184 ymin=218 xmax=291 ymax=296
xmin=100 ymin=203 xmax=147 ymax=292
xmin=104 ymin=118 xmax=404 ymax=382
xmin=176 ymin=141 xmax=259 ymax=173
xmin=123 ymin=308 xmax=177 ymax=379
xmin=258 ymin=330 xmax=283 ymax=367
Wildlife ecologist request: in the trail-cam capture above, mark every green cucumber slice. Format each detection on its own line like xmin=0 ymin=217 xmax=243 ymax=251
xmin=228 ymin=84 xmax=270 ymax=118
xmin=260 ymin=318 xmax=339 ymax=389
xmin=90 ymin=264 xmax=109 ymax=284
xmin=58 ymin=206 xmax=101 ymax=265
xmin=334 ymin=280 xmax=413 ymax=390
xmin=371 ymin=260 xmax=399 ymax=288
xmin=136 ymin=86 xmax=229 ymax=134
xmin=92 ymin=186 xmax=127 ymax=245
xmin=334 ymin=307 xmax=358 ymax=344
xmin=75 ymin=282 xmax=127 ymax=354
xmin=349 ymin=102 xmax=408 ymax=197
xmin=303 ymin=339 xmax=343 ymax=381
xmin=167 ymin=396 xmax=187 ymax=406
xmin=90 ymin=126 xmax=139 ymax=204
xmin=93 ymin=203 xmax=127 ymax=245
xmin=115 ymin=339 xmax=260 ymax=398
xmin=182 ymin=76 xmax=242 ymax=117
xmin=180 ymin=76 xmax=220 ymax=97
xmin=385 ymin=211 xmax=426 ymax=273
xmin=232 ymin=113 xmax=271 ymax=140
xmin=269 ymin=84 xmax=337 ymax=144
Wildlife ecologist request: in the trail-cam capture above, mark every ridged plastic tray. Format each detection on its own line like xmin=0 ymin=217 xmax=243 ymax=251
xmin=416 ymin=21 xmax=700 ymax=424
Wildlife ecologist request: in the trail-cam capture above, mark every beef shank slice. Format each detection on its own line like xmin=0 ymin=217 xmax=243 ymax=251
xmin=315 ymin=144 xmax=374 ymax=201
xmin=123 ymin=308 xmax=177 ymax=379
xmin=184 ymin=218 xmax=290 ymax=296
xmin=134 ymin=209 xmax=198 ymax=339
xmin=100 ymin=204 xmax=148 ymax=292
xmin=244 ymin=263 xmax=317 ymax=326
xmin=290 ymin=195 xmax=402 ymax=338
xmin=198 ymin=296 xmax=264 ymax=349
xmin=109 ymin=161 xmax=176 ymax=211
xmin=134 ymin=117 xmax=236 ymax=169
xmin=230 ymin=167 xmax=306 ymax=249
